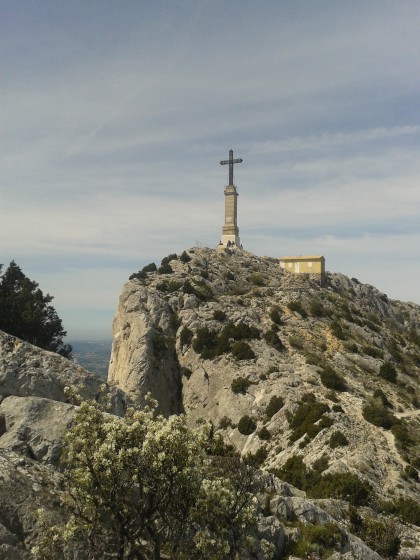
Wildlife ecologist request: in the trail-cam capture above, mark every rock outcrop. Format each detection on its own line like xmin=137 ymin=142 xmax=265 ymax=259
xmin=0 ymin=331 xmax=130 ymax=555
xmin=0 ymin=330 xmax=127 ymax=414
xmin=108 ymin=247 xmax=420 ymax=557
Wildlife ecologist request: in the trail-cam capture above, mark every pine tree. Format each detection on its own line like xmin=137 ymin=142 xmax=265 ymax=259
xmin=0 ymin=261 xmax=72 ymax=358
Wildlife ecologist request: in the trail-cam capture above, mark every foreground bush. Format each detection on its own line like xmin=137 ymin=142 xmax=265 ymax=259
xmin=33 ymin=400 xmax=258 ymax=560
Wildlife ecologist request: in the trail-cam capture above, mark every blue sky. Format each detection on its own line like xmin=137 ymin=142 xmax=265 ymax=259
xmin=1 ymin=1 xmax=419 ymax=340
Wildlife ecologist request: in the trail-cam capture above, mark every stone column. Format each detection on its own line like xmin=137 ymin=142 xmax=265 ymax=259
xmin=218 ymin=184 xmax=241 ymax=249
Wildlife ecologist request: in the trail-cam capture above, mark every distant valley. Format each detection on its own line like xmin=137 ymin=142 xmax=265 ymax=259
xmin=70 ymin=340 xmax=112 ymax=378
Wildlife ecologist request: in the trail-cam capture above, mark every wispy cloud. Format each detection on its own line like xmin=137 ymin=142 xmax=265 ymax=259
xmin=1 ymin=1 xmax=419 ymax=337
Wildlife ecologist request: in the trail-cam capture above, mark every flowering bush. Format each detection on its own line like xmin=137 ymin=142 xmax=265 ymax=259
xmin=33 ymin=398 xmax=257 ymax=560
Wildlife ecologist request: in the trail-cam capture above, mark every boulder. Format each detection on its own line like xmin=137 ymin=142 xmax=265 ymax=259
xmin=0 ymin=330 xmax=127 ymax=415
xmin=0 ymin=396 xmax=75 ymax=465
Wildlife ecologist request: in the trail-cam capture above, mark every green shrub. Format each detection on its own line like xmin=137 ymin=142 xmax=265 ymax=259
xmin=192 ymin=322 xmax=259 ymax=360
xmin=157 ymin=279 xmax=182 ymax=292
xmin=192 ymin=327 xmax=219 ymax=359
xmin=231 ymin=377 xmax=252 ymax=395
xmin=166 ymin=280 xmax=183 ymax=293
xmin=363 ymin=345 xmax=383 ymax=359
xmin=365 ymin=319 xmax=381 ymax=333
xmin=247 ymin=273 xmax=265 ymax=286
xmin=179 ymin=250 xmax=191 ymax=263
xmin=391 ymin=421 xmax=412 ymax=447
xmin=213 ymin=309 xmax=226 ymax=321
xmin=344 ymin=341 xmax=358 ymax=353
xmin=265 ymin=395 xmax=284 ymax=418
xmin=305 ymin=353 xmax=321 ymax=366
xmin=180 ymin=326 xmax=193 ymax=347
xmin=379 ymin=362 xmax=397 ymax=383
xmin=276 ymin=455 xmax=309 ymax=489
xmin=404 ymin=465 xmax=418 ymax=481
xmin=276 ymin=457 xmax=372 ymax=505
xmin=223 ymin=321 xmax=260 ymax=341
xmin=330 ymin=320 xmax=346 ymax=340
xmin=326 ymin=391 xmax=338 ymax=402
xmin=237 ymin=415 xmax=256 ymax=435
xmin=219 ymin=416 xmax=234 ymax=429
xmin=349 ymin=512 xmax=401 ymax=559
xmin=194 ymin=282 xmax=214 ymax=302
xmin=409 ymin=328 xmax=420 ymax=347
xmin=309 ymin=472 xmax=372 ymax=506
xmin=373 ymin=388 xmax=392 ymax=408
xmin=332 ymin=404 xmax=344 ymax=413
xmin=182 ymin=280 xmax=195 ymax=294
xmin=289 ymin=522 xmax=344 ymax=559
xmin=381 ymin=497 xmax=420 ymax=526
xmin=320 ymin=366 xmax=347 ymax=391
xmin=312 ymin=454 xmax=329 ymax=473
xmin=289 ymin=399 xmax=330 ymax=442
xmin=309 ymin=300 xmax=325 ymax=317
xmin=388 ymin=339 xmax=402 ymax=361
xmin=130 ymin=262 xmax=157 ymax=280
xmin=151 ymin=330 xmax=166 ymax=358
xmin=287 ymin=301 xmax=307 ymax=317
xmin=231 ymin=341 xmax=255 ymax=361
xmin=263 ymin=330 xmax=285 ymax=351
xmin=158 ymin=263 xmax=173 ymax=274
xmin=143 ymin=262 xmax=157 ymax=273
xmin=161 ymin=253 xmax=177 ymax=265
xmin=223 ymin=271 xmax=235 ymax=281
xmin=362 ymin=401 xmax=396 ymax=429
xmin=257 ymin=426 xmax=271 ymax=441
xmin=181 ymin=367 xmax=192 ymax=379
xmin=329 ymin=431 xmax=349 ymax=448
xmin=269 ymin=307 xmax=282 ymax=325
xmin=244 ymin=446 xmax=268 ymax=468
xmin=289 ymin=336 xmax=304 ymax=349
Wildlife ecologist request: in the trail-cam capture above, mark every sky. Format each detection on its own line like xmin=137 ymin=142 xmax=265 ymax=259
xmin=1 ymin=1 xmax=419 ymax=340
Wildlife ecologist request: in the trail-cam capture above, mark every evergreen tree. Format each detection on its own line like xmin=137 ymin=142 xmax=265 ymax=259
xmin=0 ymin=261 xmax=72 ymax=357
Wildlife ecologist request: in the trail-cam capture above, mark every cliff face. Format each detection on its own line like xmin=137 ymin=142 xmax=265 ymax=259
xmin=109 ymin=248 xmax=420 ymax=504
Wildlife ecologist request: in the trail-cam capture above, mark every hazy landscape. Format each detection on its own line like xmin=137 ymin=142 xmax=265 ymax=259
xmin=70 ymin=340 xmax=112 ymax=378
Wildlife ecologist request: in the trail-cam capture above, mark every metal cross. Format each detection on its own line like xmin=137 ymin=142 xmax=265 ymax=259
xmin=220 ymin=149 xmax=243 ymax=185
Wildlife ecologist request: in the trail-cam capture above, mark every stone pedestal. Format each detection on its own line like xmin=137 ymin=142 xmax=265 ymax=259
xmin=217 ymin=184 xmax=241 ymax=250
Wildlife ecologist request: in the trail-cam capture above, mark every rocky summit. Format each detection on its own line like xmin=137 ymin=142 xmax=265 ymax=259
xmin=109 ymin=247 xmax=420 ymax=556
xmin=0 ymin=247 xmax=419 ymax=559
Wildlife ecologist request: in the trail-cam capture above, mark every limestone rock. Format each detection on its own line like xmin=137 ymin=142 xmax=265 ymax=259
xmin=0 ymin=395 xmax=75 ymax=465
xmin=0 ymin=449 xmax=66 ymax=556
xmin=0 ymin=330 xmax=127 ymax=415
xmin=108 ymin=284 xmax=182 ymax=414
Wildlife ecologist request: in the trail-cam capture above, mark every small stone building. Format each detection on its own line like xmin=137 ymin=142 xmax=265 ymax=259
xmin=279 ymin=255 xmax=325 ymax=284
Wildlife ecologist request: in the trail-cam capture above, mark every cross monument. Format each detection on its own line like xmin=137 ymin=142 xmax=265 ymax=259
xmin=217 ymin=149 xmax=243 ymax=251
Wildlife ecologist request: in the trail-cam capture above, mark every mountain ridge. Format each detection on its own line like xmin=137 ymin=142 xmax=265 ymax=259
xmin=109 ymin=247 xmax=420 ymax=506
